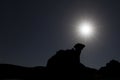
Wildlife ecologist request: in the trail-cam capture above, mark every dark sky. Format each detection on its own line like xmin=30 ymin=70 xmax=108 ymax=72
xmin=1 ymin=0 xmax=120 ymax=69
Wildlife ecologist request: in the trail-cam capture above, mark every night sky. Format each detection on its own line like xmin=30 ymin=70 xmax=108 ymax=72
xmin=1 ymin=0 xmax=120 ymax=69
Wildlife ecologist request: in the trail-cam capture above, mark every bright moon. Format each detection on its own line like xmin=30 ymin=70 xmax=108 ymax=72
xmin=77 ymin=20 xmax=95 ymax=38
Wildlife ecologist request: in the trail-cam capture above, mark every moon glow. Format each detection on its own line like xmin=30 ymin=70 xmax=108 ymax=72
xmin=77 ymin=20 xmax=95 ymax=39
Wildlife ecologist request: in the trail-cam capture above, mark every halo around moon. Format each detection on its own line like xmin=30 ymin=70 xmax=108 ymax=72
xmin=76 ymin=20 xmax=95 ymax=39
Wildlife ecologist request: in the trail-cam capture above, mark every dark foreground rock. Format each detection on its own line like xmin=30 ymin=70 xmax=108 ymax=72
xmin=0 ymin=43 xmax=120 ymax=80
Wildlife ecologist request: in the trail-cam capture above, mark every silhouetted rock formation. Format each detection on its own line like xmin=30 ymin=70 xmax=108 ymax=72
xmin=47 ymin=43 xmax=85 ymax=68
xmin=98 ymin=60 xmax=120 ymax=79
xmin=0 ymin=64 xmax=46 ymax=79
xmin=46 ymin=43 xmax=97 ymax=79
xmin=0 ymin=43 xmax=120 ymax=80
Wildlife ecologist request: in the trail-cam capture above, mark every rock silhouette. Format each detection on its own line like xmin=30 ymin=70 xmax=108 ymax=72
xmin=47 ymin=43 xmax=85 ymax=68
xmin=0 ymin=43 xmax=120 ymax=80
xmin=46 ymin=43 xmax=94 ymax=79
xmin=98 ymin=60 xmax=120 ymax=79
